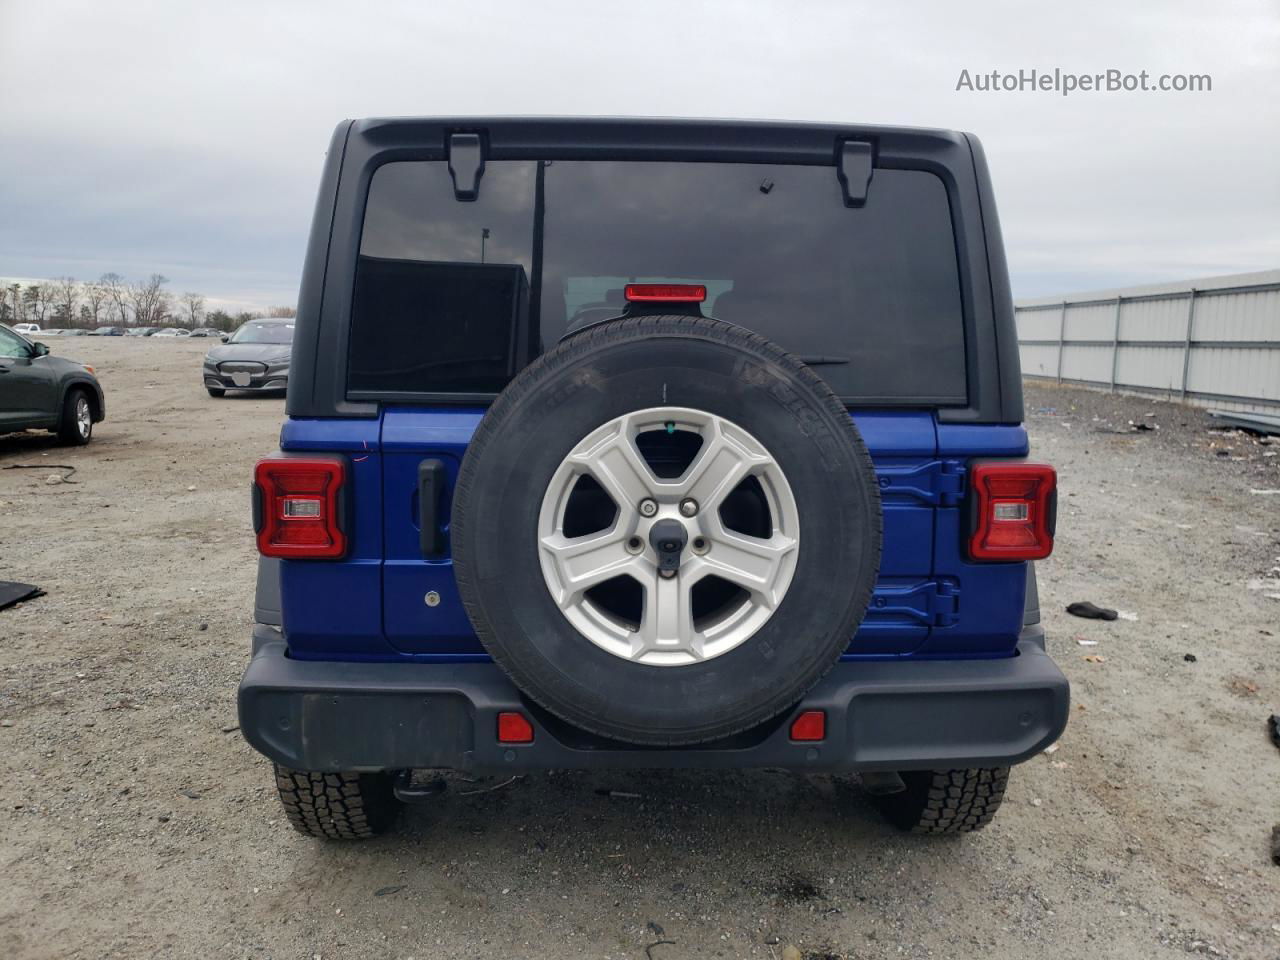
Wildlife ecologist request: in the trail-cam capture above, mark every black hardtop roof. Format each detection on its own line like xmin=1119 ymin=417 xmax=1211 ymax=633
xmin=346 ymin=115 xmax=970 ymax=163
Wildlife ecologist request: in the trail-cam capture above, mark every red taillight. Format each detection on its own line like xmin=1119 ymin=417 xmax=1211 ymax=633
xmin=968 ymin=462 xmax=1056 ymax=561
xmin=497 ymin=712 xmax=534 ymax=744
xmin=623 ymin=283 xmax=706 ymax=303
xmin=253 ymin=456 xmax=347 ymax=559
xmin=789 ymin=710 xmax=826 ymax=742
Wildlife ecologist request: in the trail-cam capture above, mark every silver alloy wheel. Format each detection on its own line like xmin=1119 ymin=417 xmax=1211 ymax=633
xmin=75 ymin=395 xmax=91 ymax=439
xmin=537 ymin=407 xmax=799 ymax=666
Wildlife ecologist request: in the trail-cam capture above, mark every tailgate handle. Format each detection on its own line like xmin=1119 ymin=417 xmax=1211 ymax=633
xmin=418 ymin=459 xmax=446 ymax=556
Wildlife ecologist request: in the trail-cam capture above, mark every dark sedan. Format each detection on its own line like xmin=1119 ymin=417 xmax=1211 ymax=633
xmin=0 ymin=323 xmax=106 ymax=445
xmin=201 ymin=318 xmax=294 ymax=397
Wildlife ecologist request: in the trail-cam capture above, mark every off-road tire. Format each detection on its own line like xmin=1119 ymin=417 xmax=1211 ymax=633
xmin=453 ymin=314 xmax=882 ymax=746
xmin=273 ymin=765 xmax=400 ymax=840
xmin=873 ymin=767 xmax=1010 ymax=833
xmin=55 ymin=388 xmax=93 ymax=445
xmin=206 ymin=387 xmax=225 ymax=398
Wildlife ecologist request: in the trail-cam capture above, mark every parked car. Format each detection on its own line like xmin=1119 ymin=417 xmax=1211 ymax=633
xmin=239 ymin=118 xmax=1065 ymax=841
xmin=90 ymin=325 xmax=125 ymax=336
xmin=124 ymin=327 xmax=156 ymax=336
xmin=61 ymin=328 xmax=90 ymax=337
xmin=189 ymin=327 xmax=222 ymax=338
xmin=0 ymin=322 xmax=105 ymax=444
xmin=39 ymin=328 xmax=64 ymax=337
xmin=201 ymin=318 xmax=293 ymax=397
xmin=153 ymin=327 xmax=190 ymax=337
xmin=13 ymin=322 xmax=41 ymax=335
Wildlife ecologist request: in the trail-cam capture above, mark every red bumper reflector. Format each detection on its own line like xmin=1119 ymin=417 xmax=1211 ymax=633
xmin=789 ymin=710 xmax=826 ymax=742
xmin=967 ymin=461 xmax=1057 ymax=561
xmin=624 ymin=283 xmax=706 ymax=303
xmin=497 ymin=712 xmax=534 ymax=744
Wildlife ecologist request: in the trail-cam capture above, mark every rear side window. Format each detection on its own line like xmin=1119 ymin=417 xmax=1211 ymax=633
xmin=352 ymin=159 xmax=966 ymax=403
xmin=351 ymin=161 xmax=536 ymax=394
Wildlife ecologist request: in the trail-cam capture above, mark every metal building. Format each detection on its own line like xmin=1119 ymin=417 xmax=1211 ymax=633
xmin=1015 ymin=269 xmax=1280 ymax=415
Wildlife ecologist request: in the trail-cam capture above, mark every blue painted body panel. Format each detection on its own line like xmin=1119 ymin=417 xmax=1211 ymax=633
xmin=276 ymin=409 xmax=1032 ymax=664
xmin=278 ymin=418 xmax=391 ymax=656
xmin=381 ymin=409 xmax=484 ymax=653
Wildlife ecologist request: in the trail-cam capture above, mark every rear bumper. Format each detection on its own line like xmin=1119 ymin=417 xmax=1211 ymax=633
xmin=239 ymin=626 xmax=1069 ymax=774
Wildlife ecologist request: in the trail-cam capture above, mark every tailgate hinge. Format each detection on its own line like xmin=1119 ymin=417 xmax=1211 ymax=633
xmin=869 ymin=579 xmax=961 ymax=627
xmin=447 ymin=132 xmax=486 ymax=201
xmin=932 ymin=580 xmax=961 ymax=627
xmin=837 ymin=139 xmax=874 ymax=207
xmin=875 ymin=459 xmax=967 ymax=506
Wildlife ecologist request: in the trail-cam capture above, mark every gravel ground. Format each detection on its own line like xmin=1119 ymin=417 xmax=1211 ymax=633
xmin=2 ymin=339 xmax=1278 ymax=960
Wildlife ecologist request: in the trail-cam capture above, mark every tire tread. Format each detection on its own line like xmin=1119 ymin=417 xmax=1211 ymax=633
xmin=272 ymin=765 xmax=398 ymax=840
xmin=55 ymin=387 xmax=92 ymax=445
xmin=875 ymin=767 xmax=1010 ymax=834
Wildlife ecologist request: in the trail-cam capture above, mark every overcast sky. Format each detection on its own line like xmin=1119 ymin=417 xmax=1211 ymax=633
xmin=1 ymin=0 xmax=1277 ymax=310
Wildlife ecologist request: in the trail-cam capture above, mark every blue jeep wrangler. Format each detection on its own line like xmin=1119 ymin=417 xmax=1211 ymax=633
xmin=239 ymin=118 xmax=1067 ymax=839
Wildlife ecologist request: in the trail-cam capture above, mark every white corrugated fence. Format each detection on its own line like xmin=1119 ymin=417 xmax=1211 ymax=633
xmin=1015 ymin=269 xmax=1280 ymax=414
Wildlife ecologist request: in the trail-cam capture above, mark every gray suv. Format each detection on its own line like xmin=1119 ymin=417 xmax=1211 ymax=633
xmin=201 ymin=318 xmax=295 ymax=397
xmin=0 ymin=323 xmax=106 ymax=445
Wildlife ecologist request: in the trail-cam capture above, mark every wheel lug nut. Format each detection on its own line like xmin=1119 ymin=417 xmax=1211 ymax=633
xmin=638 ymin=498 xmax=658 ymax=517
xmin=679 ymin=498 xmax=699 ymax=517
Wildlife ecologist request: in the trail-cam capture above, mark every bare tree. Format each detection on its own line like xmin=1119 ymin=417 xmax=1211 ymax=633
xmin=100 ymin=272 xmax=131 ymax=326
xmin=265 ymin=305 xmax=297 ymax=318
xmin=3 ymin=284 xmax=21 ymax=324
xmin=83 ymin=279 xmax=109 ymax=328
xmin=180 ymin=292 xmax=205 ymax=329
xmin=50 ymin=277 xmax=80 ymax=327
xmin=128 ymin=274 xmax=170 ymax=328
xmin=23 ymin=284 xmax=49 ymax=324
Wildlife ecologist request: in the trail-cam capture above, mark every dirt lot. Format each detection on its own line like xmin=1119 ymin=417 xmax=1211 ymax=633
xmin=2 ymin=337 xmax=1278 ymax=960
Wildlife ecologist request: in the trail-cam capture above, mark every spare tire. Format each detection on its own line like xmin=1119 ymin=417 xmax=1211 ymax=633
xmin=453 ymin=315 xmax=881 ymax=745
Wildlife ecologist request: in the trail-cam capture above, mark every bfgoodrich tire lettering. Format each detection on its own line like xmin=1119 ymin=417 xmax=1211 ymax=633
xmin=452 ymin=315 xmax=882 ymax=745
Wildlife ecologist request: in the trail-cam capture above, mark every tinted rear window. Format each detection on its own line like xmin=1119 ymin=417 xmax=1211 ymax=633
xmin=352 ymin=159 xmax=966 ymax=402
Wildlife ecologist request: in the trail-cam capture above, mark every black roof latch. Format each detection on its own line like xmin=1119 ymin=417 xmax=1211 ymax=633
xmin=447 ymin=132 xmax=485 ymax=201
xmin=836 ymin=140 xmax=873 ymax=207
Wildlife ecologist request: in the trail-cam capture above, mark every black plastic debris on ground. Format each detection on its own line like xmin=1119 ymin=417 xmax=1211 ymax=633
xmin=1269 ymin=714 xmax=1280 ymax=750
xmin=1184 ymin=653 xmax=1198 ymax=663
xmin=1066 ymin=601 xmax=1118 ymax=621
xmin=0 ymin=582 xmax=44 ymax=612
